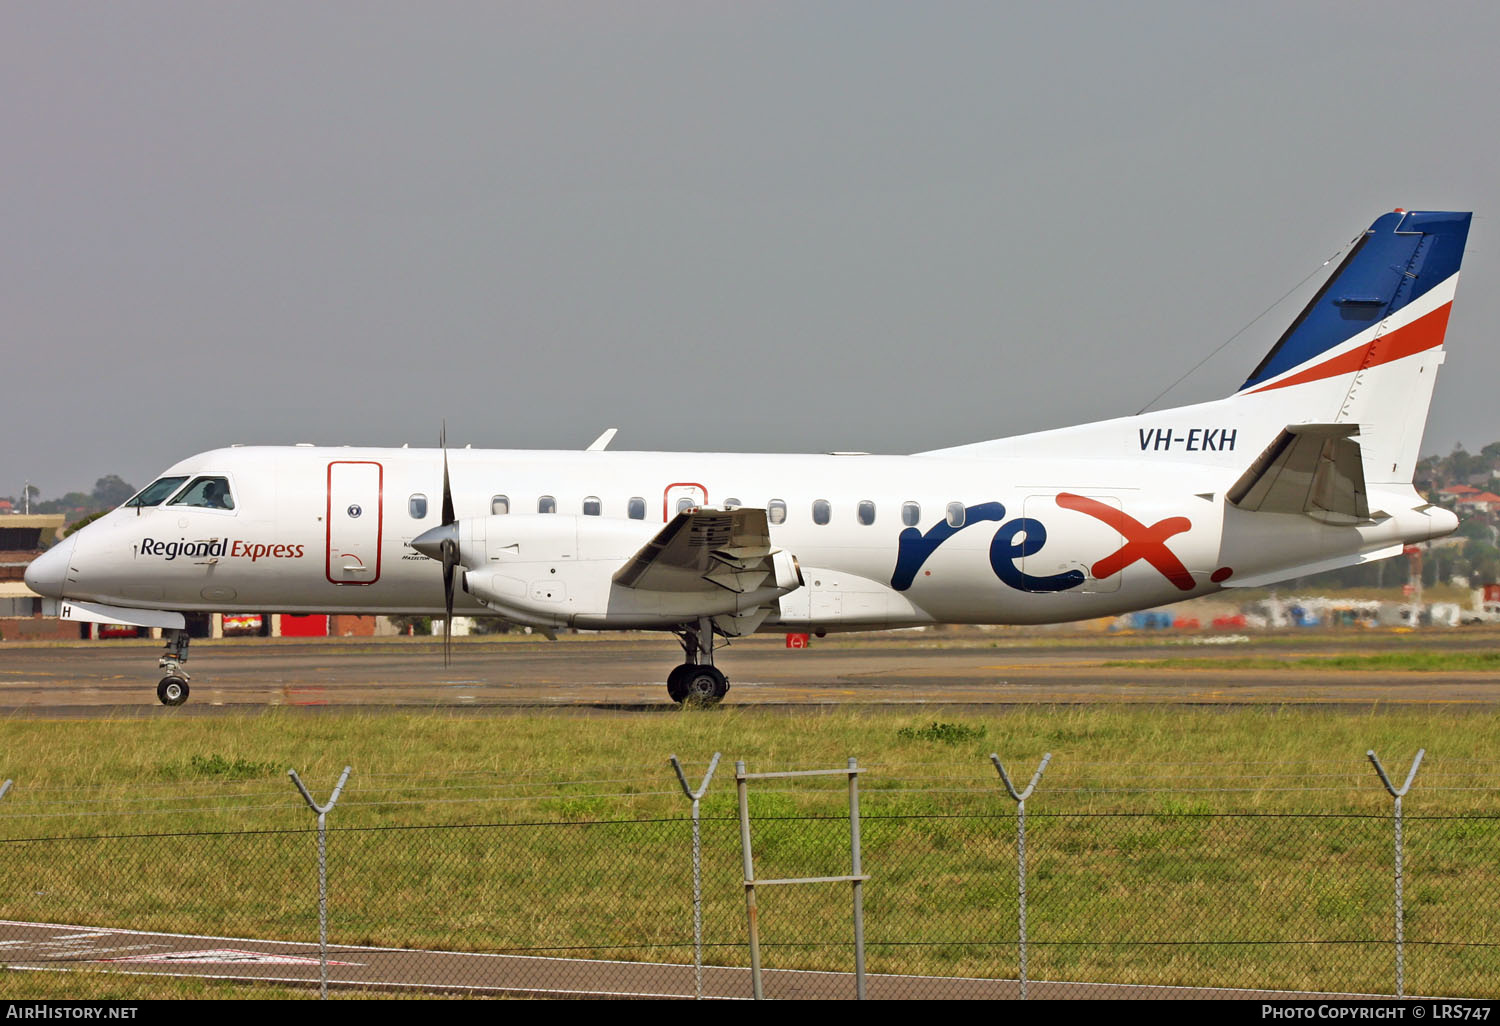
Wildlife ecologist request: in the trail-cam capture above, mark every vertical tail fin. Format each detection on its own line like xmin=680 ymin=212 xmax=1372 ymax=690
xmin=917 ymin=210 xmax=1471 ymax=474
xmin=1237 ymin=210 xmax=1471 ymax=484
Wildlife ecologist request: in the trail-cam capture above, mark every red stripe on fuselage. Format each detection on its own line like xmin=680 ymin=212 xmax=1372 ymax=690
xmin=1246 ymin=301 xmax=1452 ymax=395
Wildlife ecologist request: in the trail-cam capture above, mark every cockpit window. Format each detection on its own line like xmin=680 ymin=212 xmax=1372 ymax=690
xmin=168 ymin=476 xmax=235 ymax=510
xmin=125 ymin=476 xmax=189 ymax=508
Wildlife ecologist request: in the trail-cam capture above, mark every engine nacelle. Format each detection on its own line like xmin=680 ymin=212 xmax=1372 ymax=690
xmin=454 ymin=515 xmax=801 ymax=629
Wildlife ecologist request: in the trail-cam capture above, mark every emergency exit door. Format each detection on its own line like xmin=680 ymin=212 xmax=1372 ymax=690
xmin=327 ymin=461 xmax=383 ymax=585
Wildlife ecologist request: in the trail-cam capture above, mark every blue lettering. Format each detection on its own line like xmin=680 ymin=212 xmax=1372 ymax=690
xmin=989 ymin=519 xmax=1086 ymax=593
xmin=891 ymin=502 xmax=1007 ymax=591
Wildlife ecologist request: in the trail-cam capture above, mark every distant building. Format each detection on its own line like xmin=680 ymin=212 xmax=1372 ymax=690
xmin=0 ymin=515 xmax=79 ymax=640
xmin=1457 ymin=491 xmax=1500 ymax=514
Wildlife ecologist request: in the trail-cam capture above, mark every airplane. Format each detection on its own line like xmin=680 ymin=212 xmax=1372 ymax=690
xmin=25 ymin=209 xmax=1471 ymax=707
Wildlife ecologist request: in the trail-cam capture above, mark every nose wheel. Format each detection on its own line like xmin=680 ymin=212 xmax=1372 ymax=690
xmin=155 ymin=628 xmax=193 ymax=706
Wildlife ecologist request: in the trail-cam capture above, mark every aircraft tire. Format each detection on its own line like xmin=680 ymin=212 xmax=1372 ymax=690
xmin=682 ymin=666 xmax=728 ymax=706
xmin=667 ymin=664 xmax=693 ymax=703
xmin=157 ymin=676 xmax=189 ymax=707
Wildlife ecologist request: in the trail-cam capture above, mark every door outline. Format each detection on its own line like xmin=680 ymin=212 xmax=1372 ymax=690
xmin=663 ymin=482 xmax=708 ymax=521
xmin=1023 ymin=493 xmax=1123 ymax=593
xmin=326 ymin=461 xmax=384 ymax=586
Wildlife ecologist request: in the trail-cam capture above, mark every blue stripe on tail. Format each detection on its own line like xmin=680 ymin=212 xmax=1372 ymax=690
xmin=1240 ymin=210 xmax=1471 ymax=391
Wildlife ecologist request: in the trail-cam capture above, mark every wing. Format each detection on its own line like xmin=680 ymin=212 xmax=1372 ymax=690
xmin=612 ymin=507 xmax=789 ymax=595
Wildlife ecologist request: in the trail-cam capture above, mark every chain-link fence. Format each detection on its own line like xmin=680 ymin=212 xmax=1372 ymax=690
xmin=0 ymin=750 xmax=1494 ymax=1000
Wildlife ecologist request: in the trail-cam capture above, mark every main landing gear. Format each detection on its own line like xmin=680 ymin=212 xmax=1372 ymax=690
xmin=666 ymin=618 xmax=729 ymax=706
xmin=156 ymin=628 xmax=191 ymax=707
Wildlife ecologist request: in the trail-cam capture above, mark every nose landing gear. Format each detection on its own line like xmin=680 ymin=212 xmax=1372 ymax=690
xmin=156 ymin=629 xmax=191 ymax=707
xmin=667 ymin=618 xmax=729 ymax=706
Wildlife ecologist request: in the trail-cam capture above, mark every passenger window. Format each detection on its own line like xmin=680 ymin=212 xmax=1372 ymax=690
xmin=812 ymin=499 xmax=831 ymax=525
xmin=168 ymin=476 xmax=235 ymax=511
xmin=724 ymin=497 xmax=742 ymax=510
xmin=946 ymin=502 xmax=965 ymax=528
xmin=628 ymin=496 xmax=646 ymax=520
xmin=857 ymin=500 xmax=876 ymax=526
xmin=491 ymin=495 xmax=509 ymax=515
xmin=538 ymin=495 xmax=557 ymax=514
xmin=768 ymin=499 xmax=787 ymax=525
xmin=902 ymin=501 xmax=921 ymax=527
xmin=583 ymin=496 xmax=602 ymax=516
xmin=127 ymin=476 xmax=189 ymax=508
xmin=409 ymin=494 xmax=428 ymax=518
xmin=676 ymin=496 xmax=695 ymax=515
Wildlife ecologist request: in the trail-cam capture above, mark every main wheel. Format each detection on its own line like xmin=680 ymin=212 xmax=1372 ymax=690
xmin=157 ymin=676 xmax=189 ymax=707
xmin=666 ymin=664 xmax=693 ymax=703
xmin=682 ymin=666 xmax=729 ymax=706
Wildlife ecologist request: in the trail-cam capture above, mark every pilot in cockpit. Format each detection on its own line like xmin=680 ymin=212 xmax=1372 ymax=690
xmin=202 ymin=480 xmax=233 ymax=510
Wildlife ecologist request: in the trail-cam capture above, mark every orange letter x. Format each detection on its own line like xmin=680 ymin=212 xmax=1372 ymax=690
xmin=1055 ymin=493 xmax=1196 ymax=591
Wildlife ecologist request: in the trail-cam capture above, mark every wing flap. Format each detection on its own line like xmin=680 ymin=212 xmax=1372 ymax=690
xmin=613 ymin=508 xmax=778 ymax=594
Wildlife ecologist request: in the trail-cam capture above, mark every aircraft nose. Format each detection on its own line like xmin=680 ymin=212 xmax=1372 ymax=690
xmin=24 ymin=533 xmax=77 ymax=600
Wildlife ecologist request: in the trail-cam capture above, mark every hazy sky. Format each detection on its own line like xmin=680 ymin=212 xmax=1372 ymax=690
xmin=5 ymin=2 xmax=1498 ymax=497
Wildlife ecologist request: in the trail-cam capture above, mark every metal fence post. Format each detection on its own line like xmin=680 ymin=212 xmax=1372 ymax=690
xmin=735 ymin=760 xmax=763 ymax=999
xmin=737 ymin=759 xmax=870 ymax=1000
xmin=990 ymin=752 xmax=1051 ymax=1000
xmin=289 ymin=766 xmax=352 ymax=1001
xmin=848 ymin=757 xmax=865 ymax=1001
xmin=669 ymin=752 xmax=721 ymax=1000
xmin=1367 ymin=748 xmax=1423 ymax=998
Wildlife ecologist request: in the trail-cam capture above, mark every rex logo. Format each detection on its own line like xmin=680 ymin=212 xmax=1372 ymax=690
xmin=891 ymin=494 xmax=1195 ymax=594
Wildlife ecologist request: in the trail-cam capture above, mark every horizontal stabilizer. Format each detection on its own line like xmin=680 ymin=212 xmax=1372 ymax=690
xmin=1221 ymin=544 xmax=1404 ymax=589
xmin=1227 ymin=424 xmax=1370 ymax=522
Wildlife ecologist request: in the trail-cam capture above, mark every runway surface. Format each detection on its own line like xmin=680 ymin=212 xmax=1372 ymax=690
xmin=2 ymin=629 xmax=1499 ymax=712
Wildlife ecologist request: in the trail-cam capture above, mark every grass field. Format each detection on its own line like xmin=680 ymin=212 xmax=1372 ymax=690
xmin=0 ymin=703 xmax=1494 ymax=999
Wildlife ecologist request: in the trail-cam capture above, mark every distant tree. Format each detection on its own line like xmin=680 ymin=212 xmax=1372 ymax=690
xmin=1449 ymin=445 xmax=1477 ymax=481
xmin=36 ymin=492 xmax=90 ymax=515
xmin=1462 ymin=540 xmax=1500 ymax=585
xmin=65 ymin=511 xmax=108 ymax=536
xmin=387 ymin=616 xmax=432 ymax=636
xmin=1457 ymin=518 xmax=1493 ymax=541
xmin=91 ymin=475 xmax=136 ymax=508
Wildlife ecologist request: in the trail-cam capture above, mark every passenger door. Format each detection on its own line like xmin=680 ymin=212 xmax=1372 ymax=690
xmin=327 ymin=461 xmax=383 ymax=585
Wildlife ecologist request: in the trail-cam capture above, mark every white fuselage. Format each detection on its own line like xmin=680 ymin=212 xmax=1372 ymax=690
xmin=48 ymin=443 xmax=1453 ymax=632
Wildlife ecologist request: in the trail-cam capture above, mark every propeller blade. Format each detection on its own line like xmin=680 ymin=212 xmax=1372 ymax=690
xmin=441 ymin=537 xmax=456 ymax=667
xmin=440 ymin=421 xmax=455 ymax=527
xmin=438 ymin=421 xmax=456 ymax=666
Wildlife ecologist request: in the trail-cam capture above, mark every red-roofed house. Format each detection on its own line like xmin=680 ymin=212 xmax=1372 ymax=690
xmin=1457 ymin=492 xmax=1500 ymax=514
